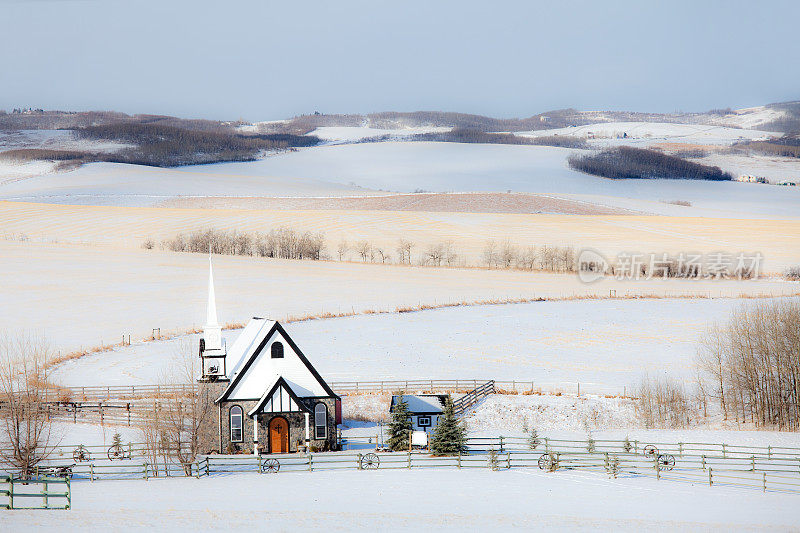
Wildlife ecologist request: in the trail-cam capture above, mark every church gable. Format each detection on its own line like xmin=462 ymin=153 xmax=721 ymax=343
xmin=219 ymin=322 xmax=336 ymax=402
xmin=247 ymin=377 xmax=310 ymax=416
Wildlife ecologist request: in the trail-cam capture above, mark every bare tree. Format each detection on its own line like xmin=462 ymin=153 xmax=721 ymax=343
xmin=149 ymin=340 xmax=213 ymax=475
xmin=375 ymin=247 xmax=389 ymax=264
xmin=396 ymin=239 xmax=414 ymax=265
xmin=697 ymin=301 xmax=800 ymax=429
xmin=337 ymin=239 xmax=349 ymax=261
xmin=442 ymin=240 xmax=458 ymax=266
xmin=482 ymin=240 xmax=497 ymax=268
xmin=499 ymin=240 xmax=517 ymax=269
xmin=355 ymin=241 xmax=372 ymax=262
xmin=0 ymin=332 xmax=59 ymax=477
xmin=424 ymin=243 xmax=445 ymax=266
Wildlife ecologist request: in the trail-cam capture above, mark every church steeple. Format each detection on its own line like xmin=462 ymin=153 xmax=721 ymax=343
xmin=206 ymin=256 xmax=219 ymax=328
xmin=199 ymin=256 xmax=227 ymax=381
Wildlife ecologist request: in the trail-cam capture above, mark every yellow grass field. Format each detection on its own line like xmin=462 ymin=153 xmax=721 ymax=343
xmin=1 ymin=200 xmax=799 ymax=272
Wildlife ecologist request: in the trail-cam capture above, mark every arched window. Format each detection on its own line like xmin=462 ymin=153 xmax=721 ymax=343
xmin=314 ymin=403 xmax=327 ymax=439
xmin=230 ymin=405 xmax=243 ymax=442
xmin=271 ymin=342 xmax=284 ymax=359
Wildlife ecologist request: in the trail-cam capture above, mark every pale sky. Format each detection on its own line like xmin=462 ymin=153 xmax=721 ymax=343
xmin=1 ymin=0 xmax=798 ymax=121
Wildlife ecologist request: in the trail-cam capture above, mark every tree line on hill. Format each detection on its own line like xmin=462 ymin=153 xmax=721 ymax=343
xmin=75 ymin=123 xmax=319 ymax=167
xmin=568 ymin=146 xmax=733 ymax=181
xmin=406 ymin=129 xmax=588 ymax=148
xmin=740 ymin=134 xmax=800 ymax=158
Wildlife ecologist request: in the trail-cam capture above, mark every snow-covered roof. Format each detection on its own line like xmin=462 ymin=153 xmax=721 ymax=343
xmin=218 ymin=318 xmax=337 ymax=403
xmin=391 ymin=395 xmax=447 ymax=415
xmin=225 ymin=318 xmax=276 ymax=380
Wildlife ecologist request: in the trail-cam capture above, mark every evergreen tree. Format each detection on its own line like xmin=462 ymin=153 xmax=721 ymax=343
xmin=387 ymin=397 xmax=412 ymax=451
xmin=622 ymin=436 xmax=632 ymax=453
xmin=430 ymin=396 xmax=467 ymax=456
xmin=112 ymin=432 xmax=123 ymax=448
xmin=487 ymin=447 xmax=499 ymax=470
xmin=527 ymin=427 xmax=541 ymax=450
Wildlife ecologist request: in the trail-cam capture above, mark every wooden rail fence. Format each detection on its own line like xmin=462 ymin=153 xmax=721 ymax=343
xmin=0 ymin=475 xmax=71 ymax=510
xmin=34 ymin=379 xmax=629 ymax=402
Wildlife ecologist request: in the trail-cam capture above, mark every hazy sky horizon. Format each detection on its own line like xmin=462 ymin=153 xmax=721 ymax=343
xmin=1 ymin=0 xmax=798 ymax=122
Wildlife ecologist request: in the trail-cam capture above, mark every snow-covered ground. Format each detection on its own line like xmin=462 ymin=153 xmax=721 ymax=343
xmin=695 ymin=153 xmax=800 ymax=184
xmin=0 ymin=129 xmax=131 ymax=154
xmin=0 ymin=160 xmax=378 ymax=207
xmin=49 ymin=297 xmax=800 ymax=393
xmin=4 ymin=241 xmax=795 ymax=357
xmin=177 ymin=142 xmax=800 ymax=219
xmin=309 ymin=125 xmax=450 ymax=143
xmin=4 ymin=468 xmax=798 ymax=531
xmin=515 ymin=121 xmax=775 ymax=146
xmin=2 ymin=140 xmax=799 ymax=218
xmin=341 ymin=394 xmax=800 ymax=449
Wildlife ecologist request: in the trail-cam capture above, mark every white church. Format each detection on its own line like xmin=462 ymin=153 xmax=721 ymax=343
xmin=197 ymin=259 xmax=341 ymax=454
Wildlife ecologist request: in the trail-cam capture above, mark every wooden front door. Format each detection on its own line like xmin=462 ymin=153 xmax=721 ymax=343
xmin=269 ymin=417 xmax=289 ymax=454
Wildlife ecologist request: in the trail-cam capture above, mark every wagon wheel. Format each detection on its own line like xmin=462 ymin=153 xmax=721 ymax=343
xmin=537 ymin=453 xmax=552 ymax=471
xmin=73 ymin=445 xmax=91 ymax=462
xmin=658 ymin=454 xmax=675 ymax=471
xmin=643 ymin=445 xmax=658 ymax=457
xmin=360 ymin=453 xmax=380 ymax=470
xmin=107 ymin=444 xmax=125 ymax=461
xmin=264 ymin=458 xmax=280 ymax=473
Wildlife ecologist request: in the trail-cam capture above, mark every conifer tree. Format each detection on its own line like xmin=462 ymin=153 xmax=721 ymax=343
xmin=430 ymin=396 xmax=467 ymax=456
xmin=387 ymin=397 xmax=412 ymax=451
xmin=527 ymin=427 xmax=541 ymax=450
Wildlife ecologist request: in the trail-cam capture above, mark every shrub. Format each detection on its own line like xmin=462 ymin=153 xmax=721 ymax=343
xmin=784 ymin=265 xmax=800 ymax=280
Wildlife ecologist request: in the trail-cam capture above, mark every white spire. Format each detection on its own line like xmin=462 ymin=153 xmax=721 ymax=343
xmin=206 ymin=255 xmax=218 ymax=327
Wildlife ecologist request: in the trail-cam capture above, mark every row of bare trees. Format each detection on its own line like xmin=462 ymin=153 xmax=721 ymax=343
xmin=161 ymin=228 xmax=325 ymax=260
xmin=156 ymin=228 xmax=588 ymax=272
xmin=483 ymin=241 xmax=577 ymax=272
xmin=699 ymin=301 xmax=800 ymax=430
xmin=635 ymin=376 xmax=693 ymax=428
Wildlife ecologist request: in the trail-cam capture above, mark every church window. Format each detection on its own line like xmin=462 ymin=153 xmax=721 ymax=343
xmin=230 ymin=405 xmax=243 ymax=442
xmin=271 ymin=342 xmax=284 ymax=359
xmin=314 ymin=403 xmax=327 ymax=439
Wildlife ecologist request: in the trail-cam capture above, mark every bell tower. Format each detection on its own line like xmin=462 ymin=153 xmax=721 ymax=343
xmin=199 ymin=256 xmax=227 ymax=381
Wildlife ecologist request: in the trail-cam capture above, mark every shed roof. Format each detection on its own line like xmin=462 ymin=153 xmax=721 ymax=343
xmin=390 ymin=394 xmax=447 ymax=415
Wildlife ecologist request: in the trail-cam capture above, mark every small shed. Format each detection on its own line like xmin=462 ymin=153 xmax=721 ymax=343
xmin=390 ymin=394 xmax=447 ymax=433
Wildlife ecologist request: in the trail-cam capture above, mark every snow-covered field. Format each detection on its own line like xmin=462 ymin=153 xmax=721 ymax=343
xmin=696 ymin=152 xmax=800 ymax=184
xmin=3 ymin=141 xmax=799 ymax=218
xmin=309 ymin=125 xmax=450 ymax=142
xmin=49 ymin=297 xmax=800 ymax=393
xmin=0 ymin=129 xmax=131 ymax=154
xmin=515 ymin=121 xmax=775 ymax=146
xmin=339 ymin=394 xmax=800 ymax=449
xmin=4 ymin=468 xmax=798 ymax=531
xmin=0 ymin=161 xmax=378 ymax=207
xmin=176 ymin=142 xmax=800 ymax=219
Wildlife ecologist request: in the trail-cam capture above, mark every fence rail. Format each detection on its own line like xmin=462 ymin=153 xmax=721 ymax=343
xmin=3 ymin=449 xmax=798 ymax=495
xmin=0 ymin=475 xmax=71 ymax=510
xmin=453 ymin=380 xmax=496 ymax=417
xmin=37 ymin=379 xmax=629 ymax=402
